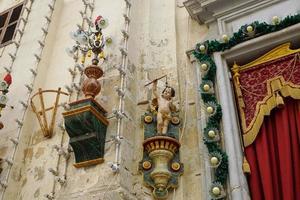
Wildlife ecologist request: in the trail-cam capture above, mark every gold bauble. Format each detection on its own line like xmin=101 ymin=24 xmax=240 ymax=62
xmin=246 ymin=25 xmax=253 ymax=33
xmin=203 ymin=84 xmax=210 ymax=91
xmin=171 ymin=116 xmax=180 ymax=125
xmin=144 ymin=115 xmax=153 ymax=123
xmin=210 ymin=156 xmax=219 ymax=165
xmin=272 ymin=16 xmax=280 ymax=25
xmin=171 ymin=162 xmax=181 ymax=171
xmin=201 ymin=63 xmax=208 ymax=71
xmin=212 ymin=186 xmax=221 ymax=195
xmin=106 ymin=37 xmax=113 ymax=44
xmin=199 ymin=45 xmax=206 ymax=52
xmin=206 ymin=106 xmax=214 ymax=114
xmin=222 ymin=34 xmax=229 ymax=43
xmin=208 ymin=130 xmax=215 ymax=138
xmin=142 ymin=161 xmax=152 ymax=170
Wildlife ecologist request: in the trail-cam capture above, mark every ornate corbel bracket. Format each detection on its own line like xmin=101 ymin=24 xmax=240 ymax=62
xmin=139 ymin=112 xmax=183 ymax=199
xmin=62 ymin=98 xmax=108 ymax=168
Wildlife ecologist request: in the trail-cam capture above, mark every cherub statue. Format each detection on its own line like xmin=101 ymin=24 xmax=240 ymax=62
xmin=152 ymin=80 xmax=176 ymax=135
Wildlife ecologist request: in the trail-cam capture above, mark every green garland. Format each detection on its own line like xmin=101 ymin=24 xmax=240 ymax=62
xmin=194 ymin=13 xmax=300 ymax=199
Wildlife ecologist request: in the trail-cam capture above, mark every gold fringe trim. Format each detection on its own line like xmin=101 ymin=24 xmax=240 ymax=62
xmin=232 ymin=43 xmax=300 ymax=147
xmin=243 ymin=76 xmax=300 ymax=147
xmin=238 ymin=43 xmax=300 ymax=71
xmin=242 ymin=156 xmax=251 ymax=173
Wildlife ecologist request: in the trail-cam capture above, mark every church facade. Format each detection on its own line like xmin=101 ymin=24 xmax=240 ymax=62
xmin=0 ymin=0 xmax=299 ymax=199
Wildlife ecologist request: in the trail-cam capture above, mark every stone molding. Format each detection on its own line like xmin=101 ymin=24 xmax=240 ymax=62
xmin=183 ymin=0 xmax=283 ymax=27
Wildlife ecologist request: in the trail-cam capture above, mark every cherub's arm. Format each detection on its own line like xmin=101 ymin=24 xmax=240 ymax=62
xmin=152 ymin=80 xmax=159 ymax=99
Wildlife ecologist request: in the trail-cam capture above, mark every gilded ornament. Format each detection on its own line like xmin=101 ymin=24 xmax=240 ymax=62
xmin=106 ymin=37 xmax=113 ymax=44
xmin=208 ymin=130 xmax=216 ymax=138
xmin=210 ymin=156 xmax=219 ymax=165
xmin=171 ymin=162 xmax=181 ymax=171
xmin=142 ymin=161 xmax=152 ymax=170
xmin=272 ymin=16 xmax=280 ymax=25
xmin=212 ymin=186 xmax=221 ymax=195
xmin=222 ymin=34 xmax=229 ymax=43
xmin=201 ymin=63 xmax=208 ymax=71
xmin=206 ymin=106 xmax=214 ymax=114
xmin=199 ymin=44 xmax=206 ymax=52
xmin=87 ymin=50 xmax=92 ymax=57
xmin=246 ymin=25 xmax=253 ymax=33
xmin=171 ymin=116 xmax=180 ymax=125
xmin=203 ymin=84 xmax=210 ymax=91
xmin=144 ymin=115 xmax=153 ymax=123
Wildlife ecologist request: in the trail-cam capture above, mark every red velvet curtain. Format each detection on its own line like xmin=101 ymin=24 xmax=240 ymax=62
xmin=245 ymin=97 xmax=300 ymax=200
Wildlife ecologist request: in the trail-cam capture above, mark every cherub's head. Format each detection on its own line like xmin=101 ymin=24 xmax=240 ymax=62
xmin=162 ymin=86 xmax=175 ymax=100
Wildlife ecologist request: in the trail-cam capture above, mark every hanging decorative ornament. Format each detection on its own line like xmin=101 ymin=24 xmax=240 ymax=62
xmin=210 ymin=156 xmax=219 ymax=165
xmin=208 ymin=130 xmax=216 ymax=138
xmin=105 ymin=36 xmax=113 ymax=45
xmin=222 ymin=34 xmax=229 ymax=43
xmin=65 ymin=46 xmax=78 ymax=58
xmin=203 ymin=84 xmax=210 ymax=91
xmin=95 ymin=15 xmax=109 ymax=30
xmin=209 ymin=152 xmax=222 ymax=168
xmin=201 ymin=63 xmax=208 ymax=71
xmin=199 ymin=44 xmax=206 ymax=52
xmin=209 ymin=182 xmax=225 ymax=199
xmin=204 ymin=127 xmax=220 ymax=143
xmin=212 ymin=186 xmax=221 ymax=195
xmin=0 ymin=94 xmax=8 ymax=107
xmin=206 ymin=106 xmax=214 ymax=114
xmin=4 ymin=74 xmax=12 ymax=86
xmin=246 ymin=25 xmax=253 ymax=33
xmin=272 ymin=16 xmax=280 ymax=25
xmin=0 ymin=81 xmax=8 ymax=91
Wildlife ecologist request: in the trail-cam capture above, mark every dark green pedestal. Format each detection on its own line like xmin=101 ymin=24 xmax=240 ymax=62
xmin=63 ymin=98 xmax=108 ymax=168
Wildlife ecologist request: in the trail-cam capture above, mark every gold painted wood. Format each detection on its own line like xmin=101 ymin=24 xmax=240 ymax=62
xmin=30 ymin=88 xmax=68 ymax=138
xmin=73 ymin=158 xmax=104 ymax=168
xmin=62 ymin=105 xmax=109 ymax=126
xmin=234 ymin=43 xmax=300 ymax=71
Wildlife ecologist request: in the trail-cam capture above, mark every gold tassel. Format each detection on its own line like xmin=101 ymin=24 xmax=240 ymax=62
xmin=99 ymin=51 xmax=105 ymax=60
xmin=275 ymin=91 xmax=284 ymax=108
xmin=87 ymin=50 xmax=92 ymax=57
xmin=81 ymin=55 xmax=86 ymax=64
xmin=242 ymin=156 xmax=251 ymax=173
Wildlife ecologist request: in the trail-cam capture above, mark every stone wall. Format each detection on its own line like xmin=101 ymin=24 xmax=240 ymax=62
xmin=0 ymin=0 xmax=210 ymax=200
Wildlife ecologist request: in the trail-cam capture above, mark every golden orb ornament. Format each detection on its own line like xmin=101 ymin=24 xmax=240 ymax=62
xmin=210 ymin=156 xmax=219 ymax=165
xmin=171 ymin=116 xmax=180 ymax=125
xmin=142 ymin=161 xmax=152 ymax=170
xmin=208 ymin=130 xmax=216 ymax=138
xmin=246 ymin=25 xmax=253 ymax=33
xmin=201 ymin=63 xmax=208 ymax=71
xmin=106 ymin=37 xmax=113 ymax=44
xmin=171 ymin=162 xmax=181 ymax=171
xmin=222 ymin=34 xmax=229 ymax=43
xmin=144 ymin=115 xmax=153 ymax=123
xmin=206 ymin=106 xmax=214 ymax=114
xmin=199 ymin=44 xmax=206 ymax=52
xmin=212 ymin=186 xmax=221 ymax=195
xmin=272 ymin=16 xmax=280 ymax=25
xmin=203 ymin=84 xmax=210 ymax=91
